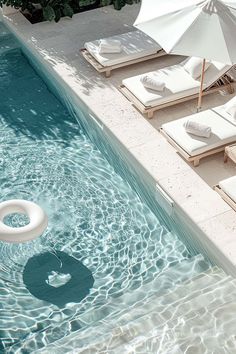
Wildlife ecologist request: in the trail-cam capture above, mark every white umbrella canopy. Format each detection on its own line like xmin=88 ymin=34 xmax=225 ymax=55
xmin=134 ymin=0 xmax=236 ymax=109
xmin=135 ymin=0 xmax=236 ymax=65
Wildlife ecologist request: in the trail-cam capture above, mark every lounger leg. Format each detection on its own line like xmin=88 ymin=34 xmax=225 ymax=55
xmin=147 ymin=111 xmax=154 ymax=119
xmin=105 ymin=70 xmax=111 ymax=78
xmin=193 ymin=158 xmax=200 ymax=167
xmin=227 ymin=84 xmax=234 ymax=94
xmin=224 ymin=153 xmax=228 ymax=163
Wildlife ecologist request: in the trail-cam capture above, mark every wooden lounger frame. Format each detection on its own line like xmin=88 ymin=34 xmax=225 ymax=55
xmin=159 ymin=128 xmax=235 ymax=167
xmin=80 ymin=48 xmax=166 ymax=77
xmin=120 ymin=72 xmax=235 ymax=119
xmin=214 ymin=184 xmax=236 ymax=212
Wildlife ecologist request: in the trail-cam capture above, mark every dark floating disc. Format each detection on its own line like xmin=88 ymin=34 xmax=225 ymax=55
xmin=23 ymin=250 xmax=94 ymax=307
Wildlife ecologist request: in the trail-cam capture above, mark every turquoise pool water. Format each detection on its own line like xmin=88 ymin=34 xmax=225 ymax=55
xmin=0 ymin=23 xmax=211 ymax=353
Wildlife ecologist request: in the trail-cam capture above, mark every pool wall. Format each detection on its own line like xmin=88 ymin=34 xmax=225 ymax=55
xmin=2 ymin=15 xmax=236 ymax=276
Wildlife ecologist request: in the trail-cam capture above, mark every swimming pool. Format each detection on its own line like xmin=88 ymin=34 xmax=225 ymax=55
xmin=0 ymin=21 xmax=235 ymax=354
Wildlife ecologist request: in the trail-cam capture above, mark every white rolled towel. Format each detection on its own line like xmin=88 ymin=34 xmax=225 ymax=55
xmin=99 ymin=39 xmax=122 ymax=54
xmin=140 ymin=75 xmax=165 ymax=92
xmin=184 ymin=120 xmax=211 ymax=138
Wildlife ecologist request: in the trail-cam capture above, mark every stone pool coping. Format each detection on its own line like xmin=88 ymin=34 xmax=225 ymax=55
xmin=2 ymin=5 xmax=236 ymax=275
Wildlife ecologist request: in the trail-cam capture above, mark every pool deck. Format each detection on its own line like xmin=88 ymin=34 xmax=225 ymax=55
xmin=2 ymin=5 xmax=236 ymax=273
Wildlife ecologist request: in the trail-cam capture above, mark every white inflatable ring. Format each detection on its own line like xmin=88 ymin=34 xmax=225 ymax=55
xmin=0 ymin=200 xmax=48 ymax=243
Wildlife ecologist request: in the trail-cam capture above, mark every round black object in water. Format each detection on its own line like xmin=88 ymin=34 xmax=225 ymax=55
xmin=23 ymin=251 xmax=94 ymax=307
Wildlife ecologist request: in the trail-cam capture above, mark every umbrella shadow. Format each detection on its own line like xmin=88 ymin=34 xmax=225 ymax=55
xmin=0 ymin=48 xmax=82 ymax=144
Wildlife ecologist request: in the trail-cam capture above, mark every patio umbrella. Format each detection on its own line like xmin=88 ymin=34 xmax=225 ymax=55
xmin=134 ymin=0 xmax=236 ymax=110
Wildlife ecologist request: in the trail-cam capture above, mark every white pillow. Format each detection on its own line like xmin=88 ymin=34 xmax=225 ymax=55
xmin=184 ymin=57 xmax=211 ymax=79
xmin=225 ymin=96 xmax=236 ymax=120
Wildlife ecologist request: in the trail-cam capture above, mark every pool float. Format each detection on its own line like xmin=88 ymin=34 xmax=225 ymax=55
xmin=0 ymin=199 xmax=48 ymax=243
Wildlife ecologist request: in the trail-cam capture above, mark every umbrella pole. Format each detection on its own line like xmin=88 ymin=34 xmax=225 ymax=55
xmin=197 ymin=58 xmax=206 ymax=112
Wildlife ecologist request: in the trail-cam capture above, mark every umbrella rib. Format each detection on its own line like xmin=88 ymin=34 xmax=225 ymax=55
xmin=217 ymin=17 xmax=231 ymax=63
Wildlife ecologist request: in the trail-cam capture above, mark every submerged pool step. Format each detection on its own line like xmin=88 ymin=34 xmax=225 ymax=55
xmin=84 ymin=287 xmax=236 ymax=354
xmin=100 ymin=266 xmax=227 ymax=331
xmin=110 ymin=267 xmax=230 ymax=328
xmin=75 ymin=268 xmax=235 ymax=353
xmin=77 ymin=254 xmax=209 ymax=326
xmin=122 ymin=299 xmax=236 ymax=353
xmin=104 ymin=276 xmax=236 ymax=354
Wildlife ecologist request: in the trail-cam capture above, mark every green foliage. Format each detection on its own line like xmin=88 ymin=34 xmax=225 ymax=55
xmin=43 ymin=5 xmax=55 ymax=21
xmin=37 ymin=0 xmax=74 ymax=22
xmin=100 ymin=0 xmax=140 ymax=10
xmin=0 ymin=0 xmax=140 ymax=22
xmin=0 ymin=0 xmax=74 ymax=22
xmin=113 ymin=0 xmax=135 ymax=10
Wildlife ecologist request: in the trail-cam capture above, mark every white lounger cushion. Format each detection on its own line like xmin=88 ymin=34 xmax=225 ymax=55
xmin=225 ymin=95 xmax=236 ymax=120
xmin=162 ymin=106 xmax=236 ymax=156
xmin=84 ymin=30 xmax=162 ymax=67
xmin=219 ymin=176 xmax=236 ymax=203
xmin=122 ymin=60 xmax=230 ymax=107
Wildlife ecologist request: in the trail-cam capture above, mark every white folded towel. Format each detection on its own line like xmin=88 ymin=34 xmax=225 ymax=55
xmin=140 ymin=75 xmax=165 ymax=92
xmin=99 ymin=39 xmax=122 ymax=54
xmin=184 ymin=120 xmax=211 ymax=138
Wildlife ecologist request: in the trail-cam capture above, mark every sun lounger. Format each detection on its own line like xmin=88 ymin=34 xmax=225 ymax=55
xmin=120 ymin=59 xmax=234 ymax=118
xmin=160 ymin=104 xmax=236 ymax=166
xmin=80 ymin=30 xmax=166 ymax=77
xmin=214 ymin=176 xmax=236 ymax=211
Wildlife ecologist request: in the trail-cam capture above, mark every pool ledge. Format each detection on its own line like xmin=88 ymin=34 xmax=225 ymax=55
xmin=2 ymin=7 xmax=236 ymax=274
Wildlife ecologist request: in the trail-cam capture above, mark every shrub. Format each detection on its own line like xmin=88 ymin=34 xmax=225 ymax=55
xmin=101 ymin=0 xmax=140 ymax=11
xmin=0 ymin=0 xmax=140 ymax=22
